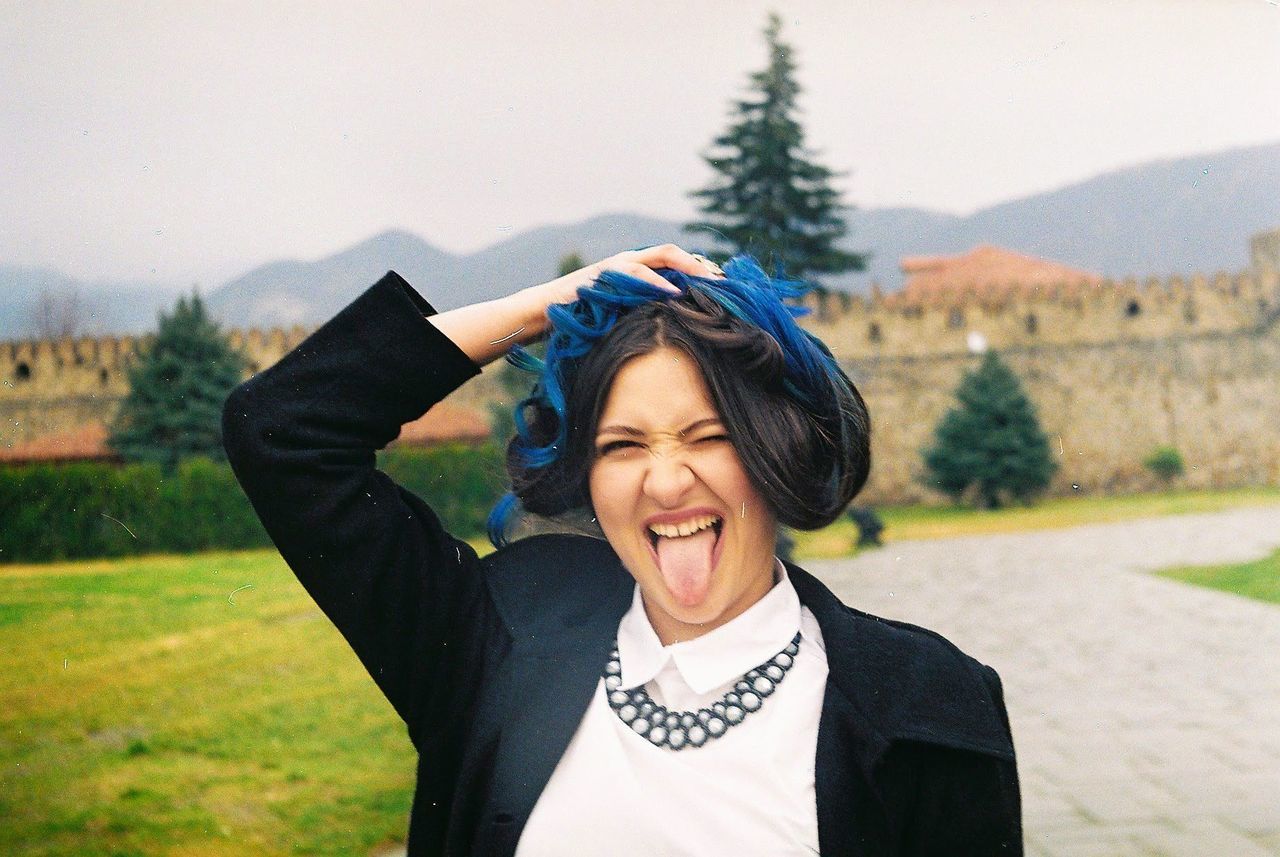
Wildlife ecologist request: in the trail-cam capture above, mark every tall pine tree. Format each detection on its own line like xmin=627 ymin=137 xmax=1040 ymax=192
xmin=923 ymin=351 xmax=1057 ymax=509
xmin=107 ymin=292 xmax=248 ymax=472
xmin=688 ymin=12 xmax=864 ymax=284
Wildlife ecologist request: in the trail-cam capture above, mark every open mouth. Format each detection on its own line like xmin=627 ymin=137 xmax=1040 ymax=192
xmin=644 ymin=513 xmax=726 ymax=608
xmin=646 ymin=513 xmax=723 ymax=548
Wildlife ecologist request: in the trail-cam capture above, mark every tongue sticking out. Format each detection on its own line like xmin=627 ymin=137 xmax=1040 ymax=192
xmin=654 ymin=527 xmax=718 ymax=607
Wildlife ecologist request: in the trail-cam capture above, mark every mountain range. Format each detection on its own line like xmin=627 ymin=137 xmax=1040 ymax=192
xmin=3 ymin=141 xmax=1278 ymax=339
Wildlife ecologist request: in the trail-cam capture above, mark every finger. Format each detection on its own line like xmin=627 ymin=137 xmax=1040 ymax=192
xmin=602 ymin=261 xmax=681 ymax=294
xmin=689 ymin=253 xmax=725 ymax=278
xmin=631 ymin=243 xmax=725 ymax=279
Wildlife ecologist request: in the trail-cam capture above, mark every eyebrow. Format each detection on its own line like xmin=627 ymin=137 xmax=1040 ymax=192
xmin=596 ymin=417 xmax=724 ymax=439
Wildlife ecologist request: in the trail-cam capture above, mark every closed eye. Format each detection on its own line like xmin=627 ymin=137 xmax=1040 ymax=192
xmin=695 ymin=434 xmax=731 ymax=445
xmin=598 ymin=440 xmax=641 ymax=456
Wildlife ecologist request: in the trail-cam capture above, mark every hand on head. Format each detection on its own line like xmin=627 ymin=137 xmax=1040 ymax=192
xmin=544 ymin=244 xmax=725 ymax=307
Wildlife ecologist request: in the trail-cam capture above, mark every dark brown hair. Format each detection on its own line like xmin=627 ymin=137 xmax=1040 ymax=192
xmin=507 ymin=288 xmax=870 ymax=530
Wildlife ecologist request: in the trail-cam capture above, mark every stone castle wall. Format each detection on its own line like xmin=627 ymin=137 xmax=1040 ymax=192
xmin=799 ymin=269 xmax=1277 ymax=359
xmin=848 ymin=323 xmax=1280 ymax=504
xmin=3 ymin=234 xmax=1279 ymax=505
xmin=793 ymin=240 xmax=1280 ymax=503
xmin=0 ymin=322 xmax=507 ymax=447
xmin=0 ymin=326 xmax=309 ymax=446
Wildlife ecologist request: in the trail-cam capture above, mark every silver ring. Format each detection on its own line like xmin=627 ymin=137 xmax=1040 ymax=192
xmin=690 ymin=253 xmax=725 ymax=277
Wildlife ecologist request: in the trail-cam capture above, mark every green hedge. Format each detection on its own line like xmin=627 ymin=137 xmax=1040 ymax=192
xmin=0 ymin=458 xmax=270 ymax=563
xmin=0 ymin=443 xmax=508 ymax=564
xmin=376 ymin=442 xmax=508 ymax=539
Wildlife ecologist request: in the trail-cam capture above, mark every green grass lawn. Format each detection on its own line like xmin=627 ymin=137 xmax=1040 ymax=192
xmin=0 ymin=550 xmax=415 ymax=857
xmin=1158 ymin=548 xmax=1280 ymax=605
xmin=4 ymin=485 xmax=1279 ymax=855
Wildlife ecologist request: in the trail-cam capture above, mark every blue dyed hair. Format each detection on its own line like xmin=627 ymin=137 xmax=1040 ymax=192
xmin=487 ymin=254 xmax=870 ymax=546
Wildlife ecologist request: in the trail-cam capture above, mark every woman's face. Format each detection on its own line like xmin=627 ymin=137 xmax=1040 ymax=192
xmin=588 ymin=346 xmax=778 ymax=645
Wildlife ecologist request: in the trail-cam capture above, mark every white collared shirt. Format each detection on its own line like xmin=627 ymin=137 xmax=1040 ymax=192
xmin=516 ymin=563 xmax=829 ymax=856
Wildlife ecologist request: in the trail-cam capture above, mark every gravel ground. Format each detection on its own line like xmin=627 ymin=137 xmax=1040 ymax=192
xmin=808 ymin=505 xmax=1280 ymax=857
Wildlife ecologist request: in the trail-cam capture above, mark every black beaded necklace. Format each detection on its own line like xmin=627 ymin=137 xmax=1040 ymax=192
xmin=602 ymin=632 xmax=802 ymax=751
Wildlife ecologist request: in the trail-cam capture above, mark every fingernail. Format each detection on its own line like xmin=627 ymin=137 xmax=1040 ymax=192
xmin=690 ymin=253 xmax=724 ymax=277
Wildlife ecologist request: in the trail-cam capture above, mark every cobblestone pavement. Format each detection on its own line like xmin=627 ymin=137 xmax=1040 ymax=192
xmin=807 ymin=505 xmax=1280 ymax=857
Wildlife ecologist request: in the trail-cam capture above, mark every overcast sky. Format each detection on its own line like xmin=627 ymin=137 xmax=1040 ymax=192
xmin=3 ymin=0 xmax=1279 ymax=288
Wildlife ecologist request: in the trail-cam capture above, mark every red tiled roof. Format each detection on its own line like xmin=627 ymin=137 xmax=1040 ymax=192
xmin=900 ymin=245 xmax=1103 ymax=303
xmin=392 ymin=401 xmax=491 ymax=446
xmin=0 ymin=401 xmax=491 ymax=466
xmin=0 ymin=422 xmax=119 ymax=465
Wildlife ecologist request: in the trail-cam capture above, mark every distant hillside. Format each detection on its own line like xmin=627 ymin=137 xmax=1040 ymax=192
xmin=3 ymin=140 xmax=1277 ymax=337
xmin=202 ymin=215 xmax=711 ymax=327
xmin=930 ymin=142 xmax=1280 ymax=280
xmin=203 ymin=139 xmax=1280 ymax=328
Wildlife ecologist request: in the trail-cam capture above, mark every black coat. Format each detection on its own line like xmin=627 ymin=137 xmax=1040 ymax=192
xmin=222 ymin=271 xmax=1022 ymax=856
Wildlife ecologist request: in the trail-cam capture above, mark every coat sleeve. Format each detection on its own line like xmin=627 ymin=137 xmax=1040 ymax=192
xmin=220 ymin=270 xmax=490 ymax=741
xmin=891 ymin=666 xmax=1023 ymax=856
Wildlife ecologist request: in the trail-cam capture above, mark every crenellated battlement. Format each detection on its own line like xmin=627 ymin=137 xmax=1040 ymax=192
xmin=4 ymin=264 xmax=1278 ymax=401
xmin=0 ymin=325 xmax=313 ymax=405
xmin=798 ymin=266 xmax=1280 ymax=360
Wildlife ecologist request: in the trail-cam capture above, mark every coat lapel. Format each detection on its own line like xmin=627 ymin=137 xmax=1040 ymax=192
xmin=815 ymin=682 xmax=899 ymax=855
xmin=478 ymin=537 xmax=633 ymax=856
xmin=789 ymin=560 xmax=1016 ymax=856
xmin=482 ymin=631 xmax=619 ymax=855
xmin=791 ymin=562 xmax=895 ymax=856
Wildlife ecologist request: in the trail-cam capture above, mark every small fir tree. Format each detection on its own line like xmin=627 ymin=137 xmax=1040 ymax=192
xmin=1143 ymin=445 xmax=1185 ymax=485
xmin=108 ymin=292 xmax=248 ymax=472
xmin=687 ymin=12 xmax=865 ymax=284
xmin=923 ymin=351 xmax=1057 ymax=508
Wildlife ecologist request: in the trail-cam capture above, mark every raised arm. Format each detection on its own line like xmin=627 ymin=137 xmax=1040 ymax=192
xmin=220 ymin=246 xmax=718 ymax=737
xmin=221 ymin=271 xmax=488 ymax=737
xmin=426 ymin=244 xmax=713 ymax=364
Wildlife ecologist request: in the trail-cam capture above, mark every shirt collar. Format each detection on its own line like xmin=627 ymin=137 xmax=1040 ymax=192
xmin=616 ymin=559 xmax=804 ymax=695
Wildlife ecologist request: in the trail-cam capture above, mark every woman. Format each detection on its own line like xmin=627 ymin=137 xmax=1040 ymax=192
xmin=222 ymin=244 xmax=1020 ymax=856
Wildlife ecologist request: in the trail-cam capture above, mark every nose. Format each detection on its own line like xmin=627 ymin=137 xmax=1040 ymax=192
xmin=642 ymin=453 xmax=696 ymax=508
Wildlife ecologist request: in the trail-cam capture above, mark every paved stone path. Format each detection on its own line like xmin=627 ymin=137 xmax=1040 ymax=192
xmin=808 ymin=505 xmax=1280 ymax=857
